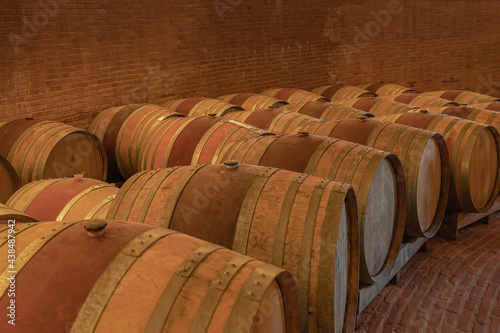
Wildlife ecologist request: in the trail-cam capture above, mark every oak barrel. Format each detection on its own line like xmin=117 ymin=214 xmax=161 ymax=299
xmin=6 ymin=176 xmax=118 ymax=222
xmin=0 ymin=155 xmax=20 ymax=204
xmin=0 ymin=220 xmax=300 ymax=333
xmin=470 ymin=102 xmax=500 ymax=111
xmin=214 ymin=134 xmax=406 ymax=285
xmin=382 ymin=93 xmax=460 ymax=108
xmin=361 ymin=83 xmax=418 ymax=95
xmin=107 ymin=163 xmax=359 ymax=332
xmin=0 ymin=203 xmax=38 ymax=223
xmin=425 ymin=106 xmax=500 ymax=133
xmin=282 ymin=101 xmax=374 ymax=120
xmin=377 ymin=111 xmax=500 ymax=213
xmin=0 ymin=119 xmax=107 ymax=185
xmin=217 ymin=93 xmax=289 ymax=109
xmin=162 ymin=97 xmax=244 ymax=117
xmin=261 ymin=88 xmax=331 ymax=103
xmin=422 ymin=90 xmax=500 ymax=105
xmin=311 ymin=85 xmax=377 ymax=100
xmin=336 ymin=97 xmax=419 ymax=116
xmin=88 ymin=104 xmax=183 ymax=180
xmin=139 ymin=115 xmax=271 ymax=170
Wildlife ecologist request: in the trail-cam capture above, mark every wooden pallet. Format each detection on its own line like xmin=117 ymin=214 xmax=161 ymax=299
xmin=355 ymin=237 xmax=427 ymax=329
xmin=438 ymin=196 xmax=500 ymax=240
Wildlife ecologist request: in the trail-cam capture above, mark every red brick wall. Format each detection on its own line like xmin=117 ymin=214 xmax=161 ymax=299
xmin=2 ymin=0 xmax=500 ymax=128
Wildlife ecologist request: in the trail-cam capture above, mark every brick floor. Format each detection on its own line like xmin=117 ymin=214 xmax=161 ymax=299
xmin=357 ymin=213 xmax=500 ymax=333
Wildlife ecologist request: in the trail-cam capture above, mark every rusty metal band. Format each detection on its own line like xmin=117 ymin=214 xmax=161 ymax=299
xmin=303 ymin=138 xmax=339 ymax=176
xmin=162 ymin=99 xmax=184 ymax=110
xmin=127 ymin=109 xmax=167 ymax=174
xmin=119 ymin=169 xmax=163 ymax=221
xmin=189 ymin=254 xmax=256 ymax=333
xmin=265 ymin=111 xmax=290 ymax=132
xmin=191 ymin=120 xmax=226 ymax=165
xmin=325 ymin=143 xmax=359 ymax=181
xmin=136 ymin=167 xmax=181 ymax=223
xmin=56 ymin=183 xmax=112 ymax=221
xmin=35 ymin=127 xmax=79 ymax=182
xmin=138 ymin=122 xmax=165 ymax=171
xmin=296 ymin=183 xmax=326 ymax=332
xmin=146 ymin=119 xmax=182 ymax=170
xmin=158 ymin=165 xmax=206 ymax=229
xmin=83 ymin=195 xmax=116 ymax=220
xmin=223 ymin=263 xmax=284 ymax=333
xmin=271 ymin=173 xmax=309 ymax=267
xmin=210 ymin=127 xmax=246 ymax=164
xmin=232 ymin=168 xmax=279 ymax=254
xmin=145 ymin=243 xmax=224 ymax=333
xmin=15 ymin=123 xmax=65 ymax=183
xmin=105 ymin=171 xmax=145 ymax=219
xmin=187 ymin=100 xmax=205 ymax=116
xmin=484 ymin=111 xmax=500 ymax=126
xmin=70 ymin=228 xmax=178 ymax=333
xmin=161 ymin=117 xmax=198 ymax=167
xmin=0 ymin=221 xmax=79 ymax=298
xmin=425 ymin=114 xmax=452 ymax=133
xmin=6 ymin=120 xmax=51 ymax=162
xmin=0 ymin=223 xmax=38 ymax=247
xmin=342 ymin=147 xmax=373 ymax=185
xmin=245 ymin=136 xmax=277 ymax=166
xmin=364 ymin=121 xmax=392 ymax=147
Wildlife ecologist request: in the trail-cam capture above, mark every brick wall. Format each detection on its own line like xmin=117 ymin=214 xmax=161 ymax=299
xmin=1 ymin=0 xmax=500 ymax=128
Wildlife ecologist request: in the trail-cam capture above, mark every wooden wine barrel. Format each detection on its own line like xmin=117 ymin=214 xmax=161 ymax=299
xmin=311 ymin=85 xmax=377 ymax=100
xmin=336 ymin=97 xmax=419 ymax=116
xmin=292 ymin=117 xmax=449 ymax=238
xmin=361 ymin=83 xmax=418 ymax=95
xmin=377 ymin=111 xmax=500 ymax=213
xmin=0 ymin=119 xmax=107 ymax=185
xmin=261 ymin=88 xmax=330 ymax=103
xmin=382 ymin=93 xmax=460 ymax=108
xmin=470 ymin=102 xmax=500 ymax=111
xmin=6 ymin=175 xmax=118 ymax=222
xmin=0 ymin=203 xmax=38 ymax=223
xmin=282 ymin=101 xmax=374 ymax=121
xmin=107 ymin=163 xmax=359 ymax=332
xmin=162 ymin=97 xmax=244 ymax=117
xmin=214 ymin=134 xmax=406 ymax=285
xmin=88 ymin=104 xmax=183 ymax=180
xmin=217 ymin=93 xmax=289 ymax=109
xmin=139 ymin=115 xmax=271 ymax=170
xmin=424 ymin=106 xmax=500 ymax=132
xmin=0 ymin=155 xmax=20 ymax=204
xmin=422 ymin=90 xmax=500 ymax=105
xmin=0 ymin=219 xmax=300 ymax=333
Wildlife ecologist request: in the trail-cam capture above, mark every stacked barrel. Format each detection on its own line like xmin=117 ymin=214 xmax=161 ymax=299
xmin=2 ymin=81 xmax=499 ymax=333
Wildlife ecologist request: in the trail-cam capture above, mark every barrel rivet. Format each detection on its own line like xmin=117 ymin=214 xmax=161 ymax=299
xmin=248 ymin=291 xmax=254 ymax=296
xmin=84 ymin=219 xmax=107 ymax=237
xmin=224 ymin=271 xmax=229 ymax=275
xmin=254 ymin=281 xmax=260 ymax=285
xmin=224 ymin=160 xmax=239 ymax=169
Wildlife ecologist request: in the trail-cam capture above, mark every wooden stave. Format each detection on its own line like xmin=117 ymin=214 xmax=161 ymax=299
xmin=0 ymin=120 xmax=108 ymax=185
xmin=6 ymin=177 xmax=118 ymax=222
xmin=0 ymin=203 xmax=38 ymax=223
xmin=163 ymin=98 xmax=245 ymax=117
xmin=0 ymin=220 xmax=300 ymax=333
xmin=261 ymin=88 xmax=331 ymax=104
xmin=282 ymin=101 xmax=374 ymax=121
xmin=334 ymin=97 xmax=419 ymax=116
xmin=106 ymin=164 xmax=359 ymax=333
xmin=0 ymin=155 xmax=20 ymax=204
xmin=377 ymin=112 xmax=500 ymax=213
xmin=382 ymin=93 xmax=460 ymax=108
xmin=426 ymin=106 xmax=500 ymax=132
xmin=215 ymin=134 xmax=406 ymax=285
xmin=217 ymin=93 xmax=289 ymax=110
xmin=422 ymin=90 xmax=500 ymax=105
xmin=361 ymin=83 xmax=418 ymax=95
